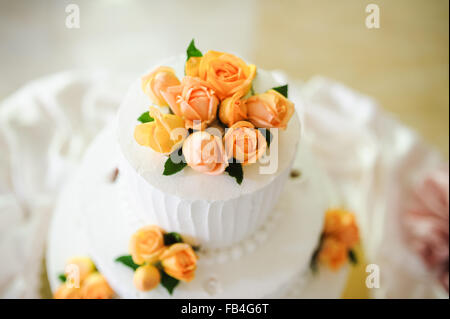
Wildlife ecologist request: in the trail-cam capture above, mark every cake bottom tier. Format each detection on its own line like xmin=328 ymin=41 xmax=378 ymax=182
xmin=47 ymin=125 xmax=349 ymax=298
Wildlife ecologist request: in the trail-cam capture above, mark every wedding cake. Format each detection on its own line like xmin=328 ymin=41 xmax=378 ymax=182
xmin=47 ymin=40 xmax=359 ymax=299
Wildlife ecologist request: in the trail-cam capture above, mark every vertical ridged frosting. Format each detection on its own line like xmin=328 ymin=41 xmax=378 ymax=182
xmin=120 ymin=153 xmax=294 ymax=248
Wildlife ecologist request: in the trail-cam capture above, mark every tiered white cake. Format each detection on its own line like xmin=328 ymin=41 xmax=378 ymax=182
xmin=118 ymin=57 xmax=302 ymax=249
xmin=47 ymin=55 xmax=349 ymax=298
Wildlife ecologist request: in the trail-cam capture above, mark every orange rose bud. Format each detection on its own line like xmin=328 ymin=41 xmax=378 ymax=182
xmin=53 ymin=283 xmax=82 ymax=299
xmin=324 ymin=209 xmax=359 ymax=248
xmin=197 ymin=50 xmax=256 ymax=100
xmin=129 ymin=225 xmax=166 ymax=265
xmin=160 ymin=243 xmax=198 ymax=282
xmin=318 ymin=237 xmax=348 ymax=271
xmin=224 ymin=121 xmax=267 ymax=166
xmin=219 ymin=92 xmax=248 ymax=127
xmin=133 ymin=265 xmax=161 ymax=291
xmin=142 ymin=66 xmax=180 ymax=106
xmin=246 ymin=90 xmax=295 ymax=129
xmin=81 ymin=273 xmax=114 ymax=299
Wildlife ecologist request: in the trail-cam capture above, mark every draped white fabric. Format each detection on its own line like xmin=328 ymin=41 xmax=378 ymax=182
xmin=0 ymin=72 xmax=446 ymax=298
xmin=300 ymin=77 xmax=447 ymax=299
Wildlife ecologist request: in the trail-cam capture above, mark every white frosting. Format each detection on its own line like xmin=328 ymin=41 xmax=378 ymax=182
xmin=116 ymin=56 xmax=301 ymax=248
xmin=47 ymin=124 xmax=348 ymax=298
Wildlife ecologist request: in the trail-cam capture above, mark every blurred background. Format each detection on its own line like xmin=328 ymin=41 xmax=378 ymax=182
xmin=0 ymin=0 xmax=448 ymax=299
xmin=1 ymin=0 xmax=448 ymax=157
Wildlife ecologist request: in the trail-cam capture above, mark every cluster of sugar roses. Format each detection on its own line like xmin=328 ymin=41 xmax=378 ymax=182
xmin=115 ymin=225 xmax=198 ymax=295
xmin=134 ymin=40 xmax=295 ymax=183
xmin=310 ymin=209 xmax=360 ymax=271
xmin=54 ymin=256 xmax=114 ymax=299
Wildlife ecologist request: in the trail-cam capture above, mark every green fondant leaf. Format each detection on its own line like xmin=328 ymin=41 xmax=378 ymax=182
xmin=348 ymin=249 xmax=358 ymax=265
xmin=310 ymin=234 xmax=325 ymax=274
xmin=137 ymin=111 xmax=154 ymax=123
xmin=258 ymin=128 xmax=273 ymax=147
xmin=309 ymin=247 xmax=320 ymax=274
xmin=163 ymin=148 xmax=187 ymax=176
xmin=186 ymin=39 xmax=203 ymax=61
xmin=272 ymin=84 xmax=288 ymax=98
xmin=163 ymin=232 xmax=184 ymax=246
xmin=58 ymin=273 xmax=67 ymax=283
xmin=225 ymin=162 xmax=243 ymax=185
xmin=160 ymin=270 xmax=179 ymax=295
xmin=115 ymin=255 xmax=140 ymax=271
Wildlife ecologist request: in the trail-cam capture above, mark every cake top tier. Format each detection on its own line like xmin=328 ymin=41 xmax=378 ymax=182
xmin=117 ymin=42 xmax=301 ymax=201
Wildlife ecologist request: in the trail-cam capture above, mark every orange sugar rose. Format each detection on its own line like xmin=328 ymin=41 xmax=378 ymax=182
xmin=160 ymin=243 xmax=198 ymax=282
xmin=224 ymin=121 xmax=267 ymax=166
xmin=142 ymin=66 xmax=180 ymax=106
xmin=245 ymin=89 xmax=294 ymax=129
xmin=81 ymin=273 xmax=114 ymax=299
xmin=161 ymin=76 xmax=219 ymax=130
xmin=186 ymin=51 xmax=256 ymax=100
xmin=318 ymin=237 xmax=349 ymax=271
xmin=182 ymin=131 xmax=228 ymax=176
xmin=129 ymin=225 xmax=166 ymax=265
xmin=53 ymin=284 xmax=82 ymax=299
xmin=219 ymin=92 xmax=248 ymax=127
xmin=323 ymin=209 xmax=359 ymax=248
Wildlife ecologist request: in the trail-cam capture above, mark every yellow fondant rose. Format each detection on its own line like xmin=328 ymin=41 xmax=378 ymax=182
xmin=160 ymin=243 xmax=198 ymax=282
xmin=81 ymin=273 xmax=114 ymax=299
xmin=133 ymin=264 xmax=161 ymax=291
xmin=129 ymin=225 xmax=166 ymax=265
xmin=245 ymin=90 xmax=294 ymax=129
xmin=134 ymin=107 xmax=188 ymax=155
xmin=189 ymin=51 xmax=256 ymax=100
xmin=142 ymin=66 xmax=180 ymax=106
xmin=224 ymin=121 xmax=267 ymax=165
xmin=219 ymin=92 xmax=247 ymax=127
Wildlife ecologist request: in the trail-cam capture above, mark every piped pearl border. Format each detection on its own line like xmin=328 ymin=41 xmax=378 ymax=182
xmin=197 ymin=207 xmax=284 ymax=265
